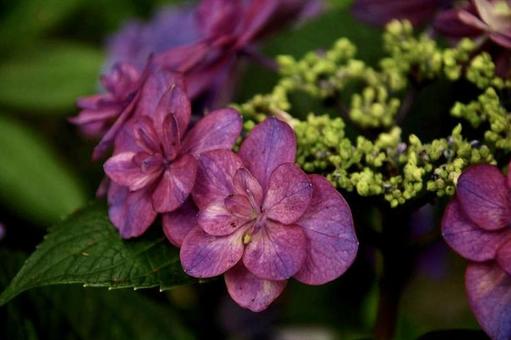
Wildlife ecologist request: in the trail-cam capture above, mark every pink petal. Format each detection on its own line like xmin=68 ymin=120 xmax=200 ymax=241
xmin=132 ymin=116 xmax=161 ymax=153
xmin=442 ymin=199 xmax=509 ymax=262
xmin=496 ymin=238 xmax=511 ymax=276
xmin=233 ymin=168 xmax=264 ymax=208
xmin=490 ymin=32 xmax=511 ymax=49
xmin=198 ymin=200 xmax=251 ymax=236
xmin=107 ymin=183 xmax=157 ymax=238
xmin=294 ymin=175 xmax=358 ymax=285
xmin=243 ymin=220 xmax=306 ymax=281
xmin=192 ymin=150 xmax=243 ymax=209
xmin=225 ymin=194 xmax=254 ymax=219
xmin=151 ymin=81 xmax=191 ymax=137
xmin=161 ymin=114 xmax=181 ymax=160
xmin=456 ymin=165 xmax=511 ymax=231
xmin=196 ymin=0 xmax=241 ymax=38
xmin=225 ymin=264 xmax=286 ymax=312
xmin=466 ymin=262 xmax=511 ymax=340
xmin=262 ymin=163 xmax=313 ymax=225
xmin=152 ymin=154 xmax=197 ymax=213
xmin=239 ymin=117 xmax=296 ymax=190
xmin=104 ymin=152 xmax=161 ymax=191
xmin=458 ymin=10 xmax=489 ymax=31
xmin=180 ymin=227 xmax=244 ymax=278
xmin=163 ymin=199 xmax=198 ymax=247
xmin=181 ymin=108 xmax=242 ymax=158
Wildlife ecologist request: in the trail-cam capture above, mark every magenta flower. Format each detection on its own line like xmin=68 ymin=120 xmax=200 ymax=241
xmin=442 ymin=164 xmax=511 ymax=339
xmin=103 ymin=80 xmax=242 ymax=238
xmin=171 ymin=118 xmax=358 ymax=311
xmin=70 ymin=62 xmax=140 ymax=139
xmin=352 ymin=0 xmax=451 ymax=27
xmin=155 ymin=0 xmax=322 ymax=102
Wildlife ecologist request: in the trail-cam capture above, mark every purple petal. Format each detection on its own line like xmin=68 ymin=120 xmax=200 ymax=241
xmin=239 ymin=117 xmax=296 ymax=190
xmin=496 ymin=238 xmax=511 ymax=276
xmin=225 ymin=194 xmax=253 ymax=219
xmin=233 ymin=168 xmax=264 ymax=208
xmin=466 ymin=262 xmax=511 ymax=340
xmin=198 ymin=198 xmax=251 ymax=236
xmin=151 ymin=80 xmax=191 ymax=137
xmin=294 ymin=175 xmax=358 ymax=285
xmin=181 ymin=108 xmax=242 ymax=158
xmin=352 ymin=0 xmax=441 ymax=27
xmin=180 ymin=227 xmax=244 ymax=278
xmin=490 ymin=32 xmax=511 ymax=49
xmin=196 ymin=0 xmax=241 ymax=38
xmin=434 ymin=9 xmax=483 ymax=38
xmin=243 ymin=220 xmax=306 ymax=281
xmin=152 ymin=154 xmax=197 ymax=213
xmin=442 ymin=199 xmax=510 ymax=262
xmin=262 ymin=163 xmax=313 ymax=225
xmin=225 ymin=264 xmax=286 ymax=312
xmin=107 ymin=183 xmax=157 ymax=238
xmin=160 ymin=114 xmax=181 ymax=162
xmin=192 ymin=150 xmax=243 ymax=209
xmin=456 ymin=165 xmax=511 ymax=231
xmin=104 ymin=151 xmax=161 ymax=191
xmin=163 ymin=199 xmax=198 ymax=247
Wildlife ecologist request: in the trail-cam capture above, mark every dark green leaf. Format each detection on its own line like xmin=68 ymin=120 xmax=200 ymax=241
xmin=0 ymin=202 xmax=193 ymax=305
xmin=0 ymin=42 xmax=103 ymax=112
xmin=0 ymin=115 xmax=86 ymax=225
xmin=0 ymin=249 xmax=193 ymax=340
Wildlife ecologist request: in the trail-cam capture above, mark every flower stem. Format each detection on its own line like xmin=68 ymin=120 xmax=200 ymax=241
xmin=374 ymin=208 xmax=414 ymax=340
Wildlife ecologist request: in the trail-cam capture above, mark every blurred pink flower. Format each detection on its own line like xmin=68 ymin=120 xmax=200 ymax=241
xmin=171 ymin=118 xmax=358 ymax=311
xmin=442 ymin=164 xmax=511 ymax=339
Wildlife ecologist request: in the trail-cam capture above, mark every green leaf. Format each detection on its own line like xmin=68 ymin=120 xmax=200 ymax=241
xmin=0 ymin=249 xmax=193 ymax=340
xmin=0 ymin=115 xmax=86 ymax=225
xmin=0 ymin=42 xmax=103 ymax=113
xmin=0 ymin=0 xmax=85 ymax=53
xmin=0 ymin=202 xmax=193 ymax=305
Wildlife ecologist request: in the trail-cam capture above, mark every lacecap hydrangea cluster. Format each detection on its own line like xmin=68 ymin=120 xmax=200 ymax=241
xmin=238 ymin=20 xmax=511 ymax=207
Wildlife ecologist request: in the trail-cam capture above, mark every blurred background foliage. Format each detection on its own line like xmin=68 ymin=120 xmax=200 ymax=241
xmin=0 ymin=0 xmax=484 ymax=339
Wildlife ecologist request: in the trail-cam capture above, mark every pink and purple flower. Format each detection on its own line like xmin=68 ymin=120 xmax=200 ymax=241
xmin=442 ymin=164 xmax=511 ymax=339
xmin=166 ymin=117 xmax=358 ymax=311
xmin=103 ymin=77 xmax=242 ymax=238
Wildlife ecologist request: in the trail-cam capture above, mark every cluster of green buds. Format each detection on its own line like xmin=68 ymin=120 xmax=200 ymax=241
xmin=236 ymin=20 xmax=511 ymax=207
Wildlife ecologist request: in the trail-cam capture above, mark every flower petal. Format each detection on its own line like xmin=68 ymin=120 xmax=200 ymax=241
xmin=192 ymin=150 xmax=243 ymax=209
xmin=466 ymin=262 xmax=511 ymax=340
xmin=442 ymin=199 xmax=510 ymax=262
xmin=162 ymin=199 xmax=198 ymax=247
xmin=180 ymin=227 xmax=244 ymax=278
xmin=198 ymin=200 xmax=251 ymax=236
xmin=243 ymin=220 xmax=306 ymax=281
xmin=107 ymin=183 xmax=157 ymax=238
xmin=104 ymin=152 xmax=161 ymax=191
xmin=239 ymin=117 xmax=296 ymax=190
xmin=233 ymin=168 xmax=264 ymax=207
xmin=496 ymin=238 xmax=511 ymax=276
xmin=152 ymin=154 xmax=197 ymax=213
xmin=456 ymin=165 xmax=511 ymax=231
xmin=151 ymin=80 xmax=191 ymax=137
xmin=262 ymin=163 xmax=313 ymax=225
xmin=225 ymin=194 xmax=254 ymax=219
xmin=225 ymin=264 xmax=286 ymax=312
xmin=181 ymin=108 xmax=242 ymax=158
xmin=294 ymin=175 xmax=358 ymax=285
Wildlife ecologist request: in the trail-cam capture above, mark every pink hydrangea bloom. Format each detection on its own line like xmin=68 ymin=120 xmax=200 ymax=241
xmin=103 ymin=78 xmax=242 ymax=238
xmin=168 ymin=117 xmax=358 ymax=311
xmin=442 ymin=164 xmax=511 ymax=339
xmin=70 ymin=62 xmax=140 ymax=139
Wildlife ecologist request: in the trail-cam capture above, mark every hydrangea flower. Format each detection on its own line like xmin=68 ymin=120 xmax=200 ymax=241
xmin=442 ymin=164 xmax=511 ymax=339
xmin=169 ymin=117 xmax=358 ymax=311
xmin=155 ymin=0 xmax=322 ymax=103
xmin=70 ymin=62 xmax=140 ymax=139
xmin=103 ymin=79 xmax=242 ymax=238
